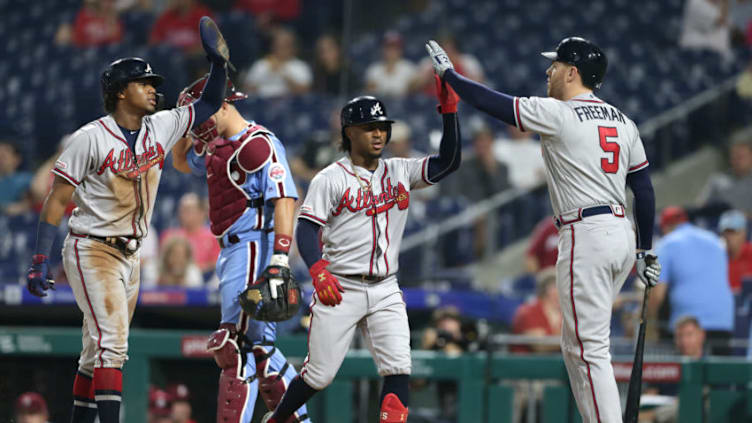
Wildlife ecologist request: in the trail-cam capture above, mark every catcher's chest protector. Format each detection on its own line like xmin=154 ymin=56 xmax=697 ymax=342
xmin=204 ymin=125 xmax=271 ymax=236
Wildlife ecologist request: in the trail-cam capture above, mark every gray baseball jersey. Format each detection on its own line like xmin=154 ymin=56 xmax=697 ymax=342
xmin=513 ymin=92 xmax=647 ymax=423
xmin=513 ymin=93 xmax=648 ymax=215
xmin=52 ymin=106 xmax=195 ymax=238
xmin=298 ymin=155 xmax=432 ymax=276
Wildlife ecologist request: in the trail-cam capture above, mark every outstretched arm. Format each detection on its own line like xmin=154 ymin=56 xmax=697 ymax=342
xmin=425 ymin=40 xmax=516 ymax=126
xmin=444 ymin=70 xmax=516 ymax=126
xmin=425 ymin=75 xmax=461 ymax=183
xmin=191 ymin=62 xmax=227 ymax=126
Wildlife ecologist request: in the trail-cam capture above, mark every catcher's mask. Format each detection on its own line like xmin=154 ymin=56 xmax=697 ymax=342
xmin=177 ymin=75 xmax=248 ymax=143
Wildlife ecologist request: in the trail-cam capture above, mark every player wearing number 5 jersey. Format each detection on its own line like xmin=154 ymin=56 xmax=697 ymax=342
xmin=261 ymin=78 xmax=461 ymax=423
xmin=426 ymin=37 xmax=661 ymax=423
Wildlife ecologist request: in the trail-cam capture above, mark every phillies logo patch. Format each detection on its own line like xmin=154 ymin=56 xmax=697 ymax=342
xmin=268 ymin=163 xmax=286 ymax=182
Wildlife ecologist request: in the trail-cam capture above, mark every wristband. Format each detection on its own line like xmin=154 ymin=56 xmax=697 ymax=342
xmin=274 ymin=234 xmax=292 ymax=254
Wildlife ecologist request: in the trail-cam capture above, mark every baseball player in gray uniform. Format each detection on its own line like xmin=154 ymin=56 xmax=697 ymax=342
xmin=425 ymin=37 xmax=662 ymax=422
xmin=262 ymin=79 xmax=461 ymax=423
xmin=25 ymin=45 xmax=229 ymax=422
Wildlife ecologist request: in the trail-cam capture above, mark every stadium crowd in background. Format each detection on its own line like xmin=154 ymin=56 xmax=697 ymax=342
xmin=3 ymin=0 xmax=752 ymax=420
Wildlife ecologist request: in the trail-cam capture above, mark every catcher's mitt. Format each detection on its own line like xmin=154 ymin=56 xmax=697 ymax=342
xmin=238 ymin=266 xmax=301 ymax=322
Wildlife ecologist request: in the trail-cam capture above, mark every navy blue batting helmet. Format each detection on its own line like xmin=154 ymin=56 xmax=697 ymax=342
xmin=541 ymin=37 xmax=607 ymax=89
xmin=340 ymin=96 xmax=394 ymax=151
xmin=101 ymin=57 xmax=164 ymax=97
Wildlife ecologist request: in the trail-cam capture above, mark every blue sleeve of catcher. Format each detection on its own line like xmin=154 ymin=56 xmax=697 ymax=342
xmin=627 ymin=167 xmax=655 ymax=250
xmin=444 ymin=69 xmax=517 ymax=126
xmin=296 ymin=218 xmax=322 ymax=268
xmin=191 ymin=62 xmax=227 ymax=128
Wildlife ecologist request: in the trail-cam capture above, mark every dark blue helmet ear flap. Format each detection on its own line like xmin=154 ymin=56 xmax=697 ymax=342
xmin=340 ymin=96 xmax=395 ymax=151
xmin=541 ymin=37 xmax=607 ymax=89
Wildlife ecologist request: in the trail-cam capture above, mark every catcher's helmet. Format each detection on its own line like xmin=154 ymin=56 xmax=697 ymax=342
xmin=176 ymin=75 xmax=247 ymax=143
xmin=340 ymin=96 xmax=395 ymax=151
xmin=177 ymin=74 xmax=247 ymax=107
xmin=541 ymin=37 xmax=607 ymax=89
xmin=101 ymin=57 xmax=164 ymax=96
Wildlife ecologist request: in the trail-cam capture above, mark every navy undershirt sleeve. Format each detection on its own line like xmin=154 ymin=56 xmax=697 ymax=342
xmin=426 ymin=113 xmax=461 ymax=182
xmin=443 ymin=69 xmax=517 ymax=126
xmin=626 ymin=168 xmax=655 ymax=250
xmin=296 ymin=218 xmax=323 ymax=268
xmin=191 ymin=62 xmax=227 ymax=127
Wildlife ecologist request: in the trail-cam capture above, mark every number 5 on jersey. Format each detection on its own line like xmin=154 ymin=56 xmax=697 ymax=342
xmin=599 ymin=126 xmax=619 ymax=174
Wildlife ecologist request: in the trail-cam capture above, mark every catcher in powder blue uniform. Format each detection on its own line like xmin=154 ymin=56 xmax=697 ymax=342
xmin=174 ymin=76 xmax=309 ymax=423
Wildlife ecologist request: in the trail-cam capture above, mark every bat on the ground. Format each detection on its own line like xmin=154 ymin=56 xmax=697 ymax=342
xmin=623 ymin=285 xmax=651 ymax=423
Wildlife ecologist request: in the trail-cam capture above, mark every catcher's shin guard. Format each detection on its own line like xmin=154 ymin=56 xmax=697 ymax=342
xmin=207 ymin=328 xmax=250 ymax=423
xmin=253 ymin=345 xmax=307 ymax=423
xmin=380 ymin=393 xmax=408 ymax=423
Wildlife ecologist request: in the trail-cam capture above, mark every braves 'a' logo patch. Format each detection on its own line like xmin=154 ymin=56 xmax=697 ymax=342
xmin=370 ymin=103 xmax=383 ymax=116
xmin=55 ymin=160 xmax=67 ymax=170
xmin=268 ymin=163 xmax=286 ymax=182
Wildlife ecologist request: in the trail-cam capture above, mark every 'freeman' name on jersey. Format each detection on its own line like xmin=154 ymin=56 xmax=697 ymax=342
xmin=573 ymin=104 xmax=626 ymax=124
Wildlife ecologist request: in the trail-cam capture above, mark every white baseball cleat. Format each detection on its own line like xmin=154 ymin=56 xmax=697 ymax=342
xmin=261 ymin=412 xmax=274 ymax=423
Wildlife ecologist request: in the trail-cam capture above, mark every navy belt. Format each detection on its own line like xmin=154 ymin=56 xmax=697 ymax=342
xmin=554 ymin=205 xmax=625 ymax=228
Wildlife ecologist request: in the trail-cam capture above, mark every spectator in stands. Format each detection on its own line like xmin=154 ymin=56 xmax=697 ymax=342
xmin=364 ymin=31 xmax=416 ymax=98
xmin=312 ymin=33 xmax=359 ymax=97
xmin=442 ymin=122 xmax=509 ymax=258
xmin=697 ymin=127 xmax=752 ymax=214
xmin=511 ymin=268 xmax=561 ymax=353
xmin=55 ymin=0 xmax=124 ymax=48
xmin=638 ymin=315 xmax=706 ymax=423
xmin=241 ymin=26 xmax=312 ymax=98
xmin=166 ymin=383 xmax=197 ymax=423
xmin=410 ymin=34 xmax=484 ymax=96
xmin=149 ymin=0 xmax=211 ymax=52
xmin=649 ymin=206 xmax=734 ymax=355
xmin=28 ymin=135 xmax=76 ymax=216
xmin=148 ymin=388 xmax=173 ymax=423
xmin=718 ymin=209 xmax=752 ymax=293
xmin=14 ymin=392 xmax=49 ymax=423
xmin=289 ymin=108 xmax=342 ymax=186
xmin=0 ymin=138 xmax=32 ymax=216
xmin=525 ymin=216 xmax=559 ymax=274
xmin=385 ymin=120 xmax=423 ymax=159
xmin=674 ymin=315 xmax=707 ymax=358
xmin=160 ymin=192 xmax=220 ymax=274
xmin=679 ymin=0 xmax=733 ymax=61
xmin=234 ymin=0 xmax=300 ymax=35
xmin=494 ymin=124 xmax=546 ymax=190
xmin=157 ymin=236 xmax=204 ymax=287
xmin=149 ymin=0 xmax=213 ymax=79
xmin=421 ymin=306 xmax=477 ymax=420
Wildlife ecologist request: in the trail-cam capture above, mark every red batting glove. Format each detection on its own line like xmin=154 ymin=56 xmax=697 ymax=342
xmin=309 ymin=259 xmax=344 ymax=306
xmin=434 ymin=74 xmax=459 ymax=114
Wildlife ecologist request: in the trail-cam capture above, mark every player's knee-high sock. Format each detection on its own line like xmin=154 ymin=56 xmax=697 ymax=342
xmin=380 ymin=374 xmax=409 ymax=407
xmin=70 ymin=370 xmax=97 ymax=423
xmin=93 ymin=367 xmax=122 ymax=423
xmin=270 ymin=376 xmax=318 ymax=422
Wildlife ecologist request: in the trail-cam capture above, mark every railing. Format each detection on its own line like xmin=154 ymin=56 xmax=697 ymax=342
xmin=2 ymin=327 xmax=750 ymax=423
